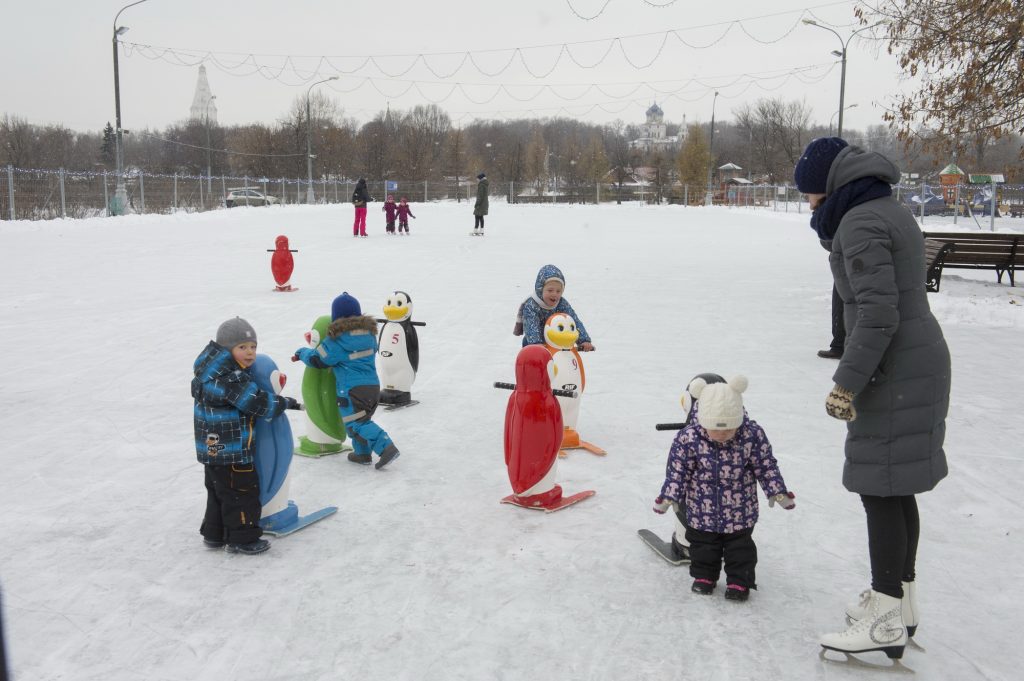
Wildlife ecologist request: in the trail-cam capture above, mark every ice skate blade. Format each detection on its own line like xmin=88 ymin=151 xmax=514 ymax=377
xmin=819 ymin=648 xmax=914 ymax=673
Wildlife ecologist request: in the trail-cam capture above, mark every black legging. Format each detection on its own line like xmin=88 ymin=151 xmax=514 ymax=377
xmin=861 ymin=494 xmax=920 ymax=599
xmin=474 ymin=215 xmax=485 ymax=229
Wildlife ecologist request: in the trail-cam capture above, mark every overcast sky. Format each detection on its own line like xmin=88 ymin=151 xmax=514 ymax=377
xmin=4 ymin=1 xmax=910 ymax=134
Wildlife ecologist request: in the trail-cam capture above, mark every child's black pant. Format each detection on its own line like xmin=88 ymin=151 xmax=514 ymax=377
xmin=386 ymin=220 xmax=396 ymax=233
xmin=398 ymin=220 xmax=409 ymax=233
xmin=474 ymin=215 xmax=484 ymax=229
xmin=201 ymin=463 xmax=263 ymax=544
xmin=686 ymin=525 xmax=757 ymax=589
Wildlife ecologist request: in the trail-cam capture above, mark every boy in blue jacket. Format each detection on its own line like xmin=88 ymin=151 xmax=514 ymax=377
xmin=295 ymin=292 xmax=401 ymax=469
xmin=192 ymin=317 xmax=300 ymax=555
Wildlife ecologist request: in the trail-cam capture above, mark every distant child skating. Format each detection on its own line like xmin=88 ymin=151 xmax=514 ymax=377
xmin=294 ymin=292 xmax=401 ymax=469
xmin=653 ymin=375 xmax=795 ymax=601
xmin=192 ymin=317 xmax=302 ymax=555
xmin=397 ymin=197 xmax=416 ymax=234
xmin=514 ymin=264 xmax=595 ymax=351
xmin=382 ymin=195 xmax=398 ymax=235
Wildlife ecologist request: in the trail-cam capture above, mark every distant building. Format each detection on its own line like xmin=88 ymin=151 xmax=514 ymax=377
xmin=629 ymin=102 xmax=683 ymax=153
xmin=189 ymin=65 xmax=217 ymax=124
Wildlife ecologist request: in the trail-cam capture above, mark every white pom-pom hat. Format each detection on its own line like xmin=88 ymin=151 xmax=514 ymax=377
xmin=688 ymin=374 xmax=748 ymax=430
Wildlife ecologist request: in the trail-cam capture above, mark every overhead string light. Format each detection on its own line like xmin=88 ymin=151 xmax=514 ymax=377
xmin=121 ymin=1 xmax=863 ymax=83
xmin=564 ymin=0 xmax=682 ymax=22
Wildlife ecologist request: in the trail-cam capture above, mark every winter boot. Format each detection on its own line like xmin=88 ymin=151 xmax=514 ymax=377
xmin=845 ymin=581 xmax=919 ymax=638
xmin=203 ymin=538 xmax=225 ymax=549
xmin=691 ymin=578 xmax=715 ymax=595
xmin=375 ymin=444 xmax=401 ymax=469
xmin=724 ymin=584 xmax=750 ymax=602
xmin=225 ymin=538 xmax=270 ymax=555
xmin=821 ymin=590 xmax=907 ymax=659
xmin=348 ymin=451 xmax=373 ymax=465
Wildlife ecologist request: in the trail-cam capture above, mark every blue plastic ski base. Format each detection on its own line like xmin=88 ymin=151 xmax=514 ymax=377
xmin=260 ymin=501 xmax=338 ymax=536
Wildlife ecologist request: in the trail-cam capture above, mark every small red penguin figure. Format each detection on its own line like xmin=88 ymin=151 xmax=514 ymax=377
xmin=268 ymin=235 xmax=298 ymax=292
xmin=501 ymin=345 xmax=594 ymax=512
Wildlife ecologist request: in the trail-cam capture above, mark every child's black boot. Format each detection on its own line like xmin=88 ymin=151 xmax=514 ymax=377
xmin=226 ymin=539 xmax=270 ymax=555
xmin=691 ymin=578 xmax=716 ymax=595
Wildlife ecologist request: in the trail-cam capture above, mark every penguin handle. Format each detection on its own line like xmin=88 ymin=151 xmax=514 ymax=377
xmin=266 ymin=249 xmax=299 ymax=252
xmin=376 ymin=318 xmax=426 ymax=326
xmin=493 ymin=382 xmax=576 ymax=399
xmin=655 ymin=422 xmax=688 ymax=431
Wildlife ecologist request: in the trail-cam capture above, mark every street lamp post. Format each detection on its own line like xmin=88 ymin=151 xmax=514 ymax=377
xmin=705 ymin=91 xmax=719 ymax=206
xmin=205 ymin=95 xmax=217 ymax=195
xmin=802 ymin=19 xmax=882 ymax=138
xmin=829 ymin=103 xmax=858 ymax=136
xmin=111 ymin=0 xmax=150 ymax=215
xmin=306 ymin=76 xmax=339 ymax=204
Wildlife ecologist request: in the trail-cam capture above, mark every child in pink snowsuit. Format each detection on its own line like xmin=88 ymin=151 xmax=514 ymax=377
xmin=397 ymin=197 xmax=416 ymax=235
xmin=382 ymin=195 xmax=399 ymax=235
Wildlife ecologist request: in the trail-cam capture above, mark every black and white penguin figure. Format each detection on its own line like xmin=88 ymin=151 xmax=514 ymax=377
xmin=377 ymin=291 xmax=420 ymax=406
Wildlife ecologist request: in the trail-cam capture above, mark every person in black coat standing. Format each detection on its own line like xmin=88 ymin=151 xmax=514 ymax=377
xmin=352 ymin=178 xmax=373 ymax=237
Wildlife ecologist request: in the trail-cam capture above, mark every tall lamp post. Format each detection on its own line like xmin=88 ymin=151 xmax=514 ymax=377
xmin=704 ymin=90 xmax=719 ymax=206
xmin=306 ymin=76 xmax=339 ymax=204
xmin=205 ymin=95 xmax=217 ymax=195
xmin=830 ymin=103 xmax=858 ymax=136
xmin=111 ymin=0 xmax=150 ymax=216
xmin=802 ymin=19 xmax=882 ymax=138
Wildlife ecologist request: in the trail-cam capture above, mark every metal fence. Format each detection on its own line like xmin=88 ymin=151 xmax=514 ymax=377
xmin=3 ymin=164 xmax=1023 ymax=222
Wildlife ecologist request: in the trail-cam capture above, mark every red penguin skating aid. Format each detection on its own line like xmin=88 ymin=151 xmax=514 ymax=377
xmin=496 ymin=345 xmax=595 ymax=512
xmin=267 ymin=235 xmax=298 ymax=292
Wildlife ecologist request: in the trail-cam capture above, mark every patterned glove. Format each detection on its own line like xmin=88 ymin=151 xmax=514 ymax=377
xmin=826 ymin=384 xmax=857 ymax=421
xmin=653 ymin=496 xmax=672 ymax=514
xmin=769 ymin=492 xmax=796 ymax=510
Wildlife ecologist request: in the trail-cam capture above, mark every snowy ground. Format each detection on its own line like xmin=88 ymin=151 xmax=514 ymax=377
xmin=1 ymin=202 xmax=1022 ymax=681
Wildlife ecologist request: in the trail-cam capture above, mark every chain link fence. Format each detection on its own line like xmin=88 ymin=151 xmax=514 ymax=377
xmin=3 ymin=165 xmax=1023 ymax=222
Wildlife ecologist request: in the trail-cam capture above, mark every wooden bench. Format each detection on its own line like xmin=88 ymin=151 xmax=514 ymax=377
xmin=922 ymin=231 xmax=1024 ymax=292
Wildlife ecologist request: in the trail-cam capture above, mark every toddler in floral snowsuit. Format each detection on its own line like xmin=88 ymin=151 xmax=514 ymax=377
xmin=654 ymin=375 xmax=795 ymax=601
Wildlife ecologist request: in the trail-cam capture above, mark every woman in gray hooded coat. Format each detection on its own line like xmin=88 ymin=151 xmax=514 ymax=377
xmin=794 ymin=138 xmax=950 ymax=662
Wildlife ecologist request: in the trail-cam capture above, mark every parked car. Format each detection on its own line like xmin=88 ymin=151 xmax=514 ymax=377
xmin=225 ymin=188 xmax=279 ymax=208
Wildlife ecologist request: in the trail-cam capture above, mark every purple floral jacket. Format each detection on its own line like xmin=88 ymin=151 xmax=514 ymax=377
xmin=658 ymin=413 xmax=788 ymax=534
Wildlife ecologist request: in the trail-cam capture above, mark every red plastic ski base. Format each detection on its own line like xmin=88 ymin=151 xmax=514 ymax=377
xmin=500 ymin=490 xmax=595 ymax=513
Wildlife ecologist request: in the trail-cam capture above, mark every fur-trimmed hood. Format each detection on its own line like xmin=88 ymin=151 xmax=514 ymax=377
xmin=329 ymin=314 xmax=378 ymax=337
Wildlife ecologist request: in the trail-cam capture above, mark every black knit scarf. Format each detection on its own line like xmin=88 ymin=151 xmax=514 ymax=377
xmin=810 ymin=178 xmax=893 ymax=240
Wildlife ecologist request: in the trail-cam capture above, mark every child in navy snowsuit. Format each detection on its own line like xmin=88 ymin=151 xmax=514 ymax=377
xmin=295 ymin=292 xmax=401 ymax=469
xmin=397 ymin=197 xmax=415 ymax=234
xmin=514 ymin=264 xmax=595 ymax=351
xmin=382 ymin=195 xmax=399 ymax=234
xmin=654 ymin=375 xmax=795 ymax=601
xmin=192 ymin=317 xmax=300 ymax=554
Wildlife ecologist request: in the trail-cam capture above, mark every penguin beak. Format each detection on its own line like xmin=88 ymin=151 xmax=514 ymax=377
xmin=383 ymin=305 xmax=406 ymax=321
xmin=546 ymin=328 xmax=579 ymax=349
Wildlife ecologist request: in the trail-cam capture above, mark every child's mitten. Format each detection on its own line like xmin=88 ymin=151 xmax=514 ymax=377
xmin=825 ymin=384 xmax=857 ymax=421
xmin=294 ymin=347 xmax=315 ymax=363
xmin=768 ymin=491 xmax=796 ymax=510
xmin=653 ymin=496 xmax=672 ymax=514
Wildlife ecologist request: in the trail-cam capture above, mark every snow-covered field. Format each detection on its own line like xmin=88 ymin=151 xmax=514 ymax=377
xmin=2 ymin=202 xmax=1022 ymax=680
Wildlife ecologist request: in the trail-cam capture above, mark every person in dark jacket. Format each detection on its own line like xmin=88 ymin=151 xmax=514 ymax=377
xmin=795 ymin=138 xmax=951 ymax=660
xmin=192 ymin=317 xmax=301 ymax=554
xmin=473 ymin=172 xmax=489 ymax=234
xmin=653 ymin=375 xmax=795 ymax=602
xmin=352 ymin=178 xmax=373 ymax=237
xmin=295 ymin=292 xmax=401 ymax=469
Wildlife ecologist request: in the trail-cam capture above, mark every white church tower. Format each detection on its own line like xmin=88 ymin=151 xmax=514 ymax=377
xmin=189 ymin=65 xmax=217 ymax=123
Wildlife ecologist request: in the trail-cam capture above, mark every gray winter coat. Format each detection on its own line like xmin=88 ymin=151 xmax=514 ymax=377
xmin=825 ymin=146 xmax=950 ymax=496
xmin=474 ymin=178 xmax=489 ymax=216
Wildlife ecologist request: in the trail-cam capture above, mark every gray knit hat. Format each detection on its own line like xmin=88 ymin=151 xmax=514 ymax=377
xmin=216 ymin=317 xmax=258 ymax=348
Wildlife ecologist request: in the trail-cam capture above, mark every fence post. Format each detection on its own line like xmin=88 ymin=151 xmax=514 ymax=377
xmin=103 ymin=171 xmax=110 ymax=217
xmin=953 ymin=183 xmax=959 ymax=225
xmin=7 ymin=164 xmax=14 ymax=220
xmin=221 ymin=176 xmax=227 ymax=207
xmin=199 ymin=174 xmax=204 ymax=209
xmin=139 ymin=170 xmax=146 ymax=214
xmin=296 ymin=178 xmax=301 ymax=203
xmin=59 ymin=168 xmax=67 ymax=218
xmin=424 ymin=179 xmax=428 ymax=203
xmin=990 ymin=180 xmax=997 ymax=231
xmin=173 ymin=173 xmax=178 ymax=211
xmin=280 ymin=179 xmax=286 ymax=205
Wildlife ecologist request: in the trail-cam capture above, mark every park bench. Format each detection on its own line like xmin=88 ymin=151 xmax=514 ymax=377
xmin=922 ymin=231 xmax=1023 ymax=292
